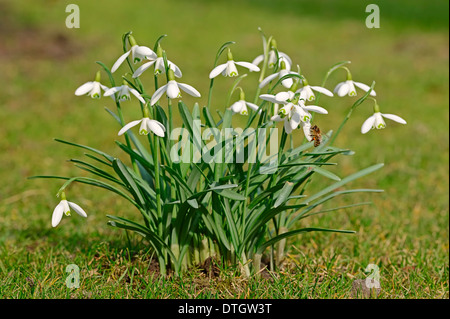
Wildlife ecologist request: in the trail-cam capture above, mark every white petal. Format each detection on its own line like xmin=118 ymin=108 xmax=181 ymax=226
xmin=336 ymin=82 xmax=350 ymax=97
xmin=353 ymin=82 xmax=376 ymax=96
xmin=270 ymin=114 xmax=283 ymax=122
xmin=259 ymin=94 xmax=280 ymax=104
xmin=347 ymin=81 xmax=357 ymax=97
xmin=245 ymin=102 xmax=260 ymax=112
xmin=166 ymin=81 xmax=181 ymax=99
xmin=150 ymin=84 xmax=168 ymax=106
xmin=103 ymin=86 xmax=121 ymax=96
xmin=259 ymin=73 xmax=279 ymax=88
xmin=168 ymin=60 xmax=183 ymax=78
xmin=68 ymin=202 xmax=87 ymax=218
xmin=209 ymin=63 xmax=228 ymax=79
xmin=118 ymin=119 xmax=143 ymax=136
xmin=280 ymin=72 xmax=294 ymax=88
xmin=51 ymin=202 xmax=64 ymax=227
xmin=302 ymin=105 xmax=328 ymax=114
xmin=111 ymin=50 xmax=131 ymax=73
xmin=284 ymin=119 xmax=293 ymax=134
xmin=129 ymin=87 xmax=146 ymax=104
xmin=301 ymin=121 xmax=313 ymax=141
xmin=235 ymin=61 xmax=260 ymax=72
xmin=148 ymin=119 xmax=166 ymax=137
xmin=381 ymin=113 xmax=407 ymax=124
xmin=290 ymin=111 xmax=301 ymax=130
xmin=230 ymin=101 xmax=244 ymax=113
xmin=361 ymin=115 xmax=376 ymax=134
xmin=89 ymin=82 xmax=102 ymax=99
xmin=154 ymin=58 xmax=165 ymax=74
xmin=225 ymin=61 xmax=238 ymax=77
xmin=178 ymin=82 xmax=201 ymax=97
xmin=373 ymin=112 xmax=386 ymax=129
xmin=299 ymin=86 xmax=315 ymax=101
xmin=275 ymin=91 xmax=292 ymax=102
xmin=132 ymin=61 xmax=156 ymax=78
xmin=279 ymin=52 xmax=292 ymax=67
xmin=139 ymin=118 xmax=150 ymax=135
xmin=134 ymin=46 xmax=157 ymax=60
xmin=252 ymin=54 xmax=264 ymax=66
xmin=333 ymin=82 xmax=344 ymax=94
xmin=75 ymin=82 xmax=94 ymax=96
xmin=310 ymin=86 xmax=334 ymax=97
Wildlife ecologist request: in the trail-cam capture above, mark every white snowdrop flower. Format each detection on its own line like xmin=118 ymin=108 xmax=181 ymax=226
xmin=334 ymin=79 xmax=376 ymax=97
xmin=297 ymin=78 xmax=334 ymax=101
xmin=252 ymin=38 xmax=292 ymax=70
xmin=118 ymin=117 xmax=166 ymax=137
xmin=111 ymin=35 xmax=157 ymax=73
xmin=209 ymin=49 xmax=260 ymax=78
xmin=52 ymin=192 xmax=87 ymax=228
xmin=74 ymin=71 xmax=109 ymax=99
xmin=150 ymin=69 xmax=201 ymax=106
xmin=228 ymin=88 xmax=260 ymax=115
xmin=259 ymin=60 xmax=299 ymax=89
xmin=361 ymin=111 xmax=406 ymax=134
xmin=132 ymin=43 xmax=182 ymax=78
xmin=104 ymin=81 xmax=146 ymax=104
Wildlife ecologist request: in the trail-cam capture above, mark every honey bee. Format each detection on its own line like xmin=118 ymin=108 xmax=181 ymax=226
xmin=310 ymin=125 xmax=322 ymax=147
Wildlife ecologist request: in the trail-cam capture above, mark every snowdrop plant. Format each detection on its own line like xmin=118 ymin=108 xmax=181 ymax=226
xmin=32 ymin=30 xmax=406 ymax=277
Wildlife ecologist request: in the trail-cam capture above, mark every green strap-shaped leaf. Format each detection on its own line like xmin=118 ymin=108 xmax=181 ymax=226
xmin=55 ymin=138 xmax=114 ymax=162
xmin=256 ymin=227 xmax=356 ymax=255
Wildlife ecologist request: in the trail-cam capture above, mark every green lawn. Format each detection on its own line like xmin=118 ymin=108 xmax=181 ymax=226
xmin=0 ymin=0 xmax=448 ymax=298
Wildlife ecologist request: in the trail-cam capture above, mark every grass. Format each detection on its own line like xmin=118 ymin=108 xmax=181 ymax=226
xmin=0 ymin=0 xmax=448 ymax=299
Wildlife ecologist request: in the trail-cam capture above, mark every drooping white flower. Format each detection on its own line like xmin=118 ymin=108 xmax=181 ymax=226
xmin=334 ymin=80 xmax=376 ymax=97
xmin=150 ymin=69 xmax=201 ymax=106
xmin=259 ymin=60 xmax=299 ymax=89
xmin=209 ymin=48 xmax=260 ymax=79
xmin=361 ymin=112 xmax=406 ymax=134
xmin=270 ymin=103 xmax=311 ymax=134
xmin=132 ymin=43 xmax=182 ymax=78
xmin=52 ymin=193 xmax=87 ymax=228
xmin=297 ymin=78 xmax=334 ymax=102
xmin=252 ymin=50 xmax=292 ymax=70
xmin=104 ymin=81 xmax=146 ymax=104
xmin=260 ymin=91 xmax=329 ymax=116
xmin=261 ymin=86 xmax=328 ymax=136
xmin=118 ymin=117 xmax=166 ymax=137
xmin=75 ymin=71 xmax=109 ymax=99
xmin=111 ymin=35 xmax=157 ymax=73
xmin=228 ymin=88 xmax=260 ymax=115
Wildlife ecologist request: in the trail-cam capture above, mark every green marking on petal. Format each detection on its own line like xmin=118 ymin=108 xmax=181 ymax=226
xmin=350 ymin=91 xmax=357 ymax=96
xmin=92 ymin=93 xmax=100 ymax=99
xmin=134 ymin=58 xmax=141 ymax=63
xmin=303 ymin=116 xmax=310 ymax=122
xmin=230 ymin=72 xmax=237 ymax=76
xmin=241 ymin=110 xmax=248 ymax=115
xmin=139 ymin=129 xmax=148 ymax=135
xmin=64 ymin=210 xmax=71 ymax=217
xmin=377 ymin=123 xmax=385 ymax=129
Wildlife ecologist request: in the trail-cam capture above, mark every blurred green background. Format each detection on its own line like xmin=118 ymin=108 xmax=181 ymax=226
xmin=0 ymin=0 xmax=448 ymax=298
